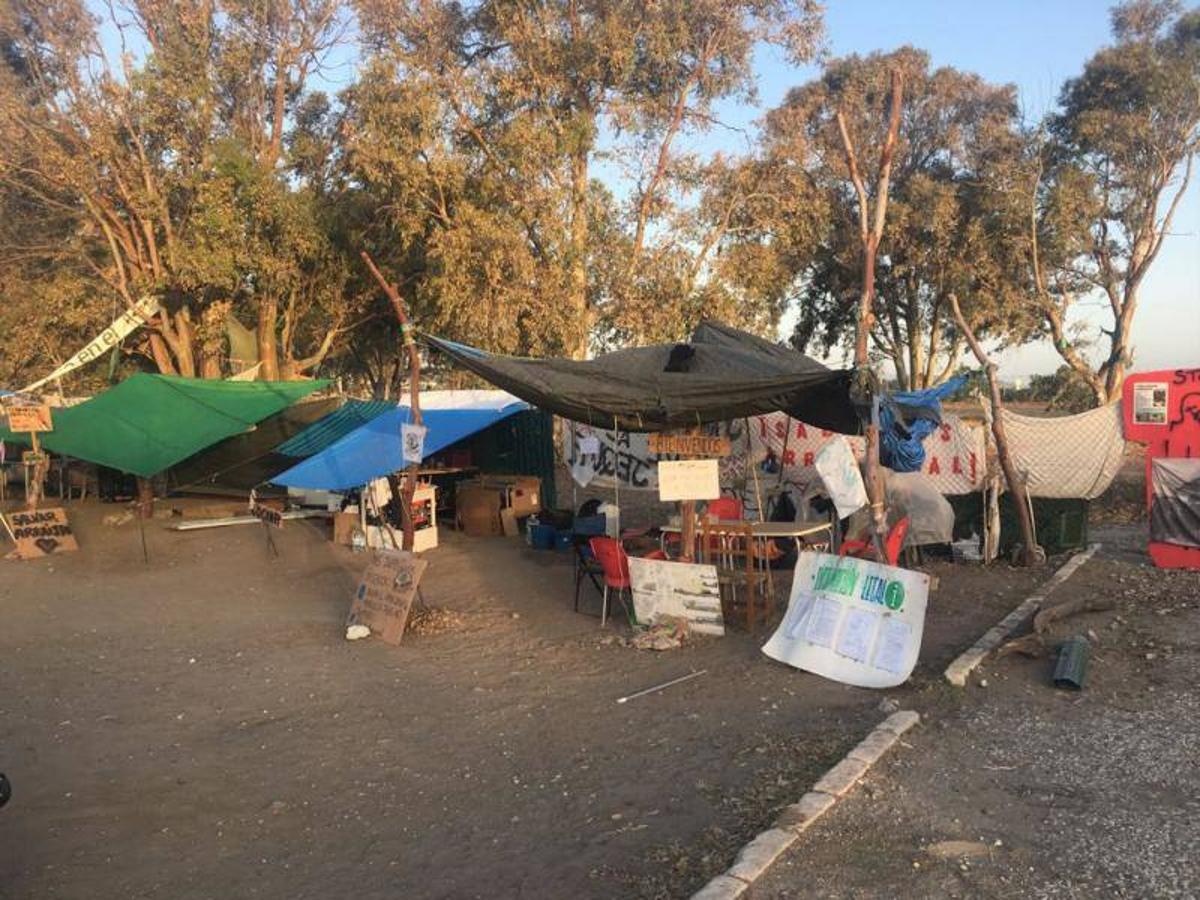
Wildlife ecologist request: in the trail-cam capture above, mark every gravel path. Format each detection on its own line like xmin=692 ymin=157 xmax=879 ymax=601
xmin=751 ymin=542 xmax=1200 ymax=900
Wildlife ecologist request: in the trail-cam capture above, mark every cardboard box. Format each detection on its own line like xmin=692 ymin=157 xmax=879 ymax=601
xmin=456 ymin=485 xmax=502 ymax=537
xmin=474 ymin=475 xmax=542 ymax=517
xmin=333 ymin=511 xmax=359 ymax=546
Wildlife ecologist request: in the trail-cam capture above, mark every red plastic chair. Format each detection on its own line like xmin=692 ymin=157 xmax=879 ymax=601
xmin=706 ymin=496 xmax=744 ymax=521
xmin=588 ymin=536 xmax=633 ymax=627
xmin=839 ymin=516 xmax=911 ymax=567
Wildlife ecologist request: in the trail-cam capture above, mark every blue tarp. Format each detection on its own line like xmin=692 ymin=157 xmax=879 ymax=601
xmin=879 ymin=376 xmax=968 ymax=473
xmin=271 ymin=394 xmax=528 ymax=490
xmin=276 ymin=400 xmax=397 ymax=457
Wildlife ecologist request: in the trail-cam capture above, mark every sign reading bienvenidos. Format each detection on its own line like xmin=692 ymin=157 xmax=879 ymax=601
xmin=4 ymin=507 xmax=79 ymax=560
xmin=5 ymin=404 xmax=53 ymax=433
xmin=647 ymin=433 xmax=731 ymax=458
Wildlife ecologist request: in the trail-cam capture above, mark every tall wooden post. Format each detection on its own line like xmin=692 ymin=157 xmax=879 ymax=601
xmin=837 ymin=69 xmax=904 ymax=554
xmin=361 ymin=251 xmax=423 ymax=553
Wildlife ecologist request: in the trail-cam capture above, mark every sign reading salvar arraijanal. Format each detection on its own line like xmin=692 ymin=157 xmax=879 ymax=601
xmin=4 ymin=507 xmax=79 ymax=560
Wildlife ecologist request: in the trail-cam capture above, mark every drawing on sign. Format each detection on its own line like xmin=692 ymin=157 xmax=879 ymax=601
xmin=5 ymin=405 xmax=53 ymax=433
xmin=657 ymin=459 xmax=720 ymax=502
xmin=762 ymin=552 xmax=929 ymax=688
xmin=4 ymin=508 xmax=79 ymax=560
xmin=647 ymin=434 xmax=732 ymax=457
xmin=346 ymin=550 xmax=428 ymax=645
xmin=402 ymin=423 xmax=427 ymax=464
xmin=627 ymin=557 xmax=725 ymax=635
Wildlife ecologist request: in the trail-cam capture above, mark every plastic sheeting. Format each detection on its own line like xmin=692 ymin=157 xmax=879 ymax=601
xmin=884 ymin=470 xmax=956 ymax=547
xmin=879 ymin=376 xmax=967 ymax=473
xmin=1001 ymin=404 xmax=1125 ymax=499
xmin=1150 ymin=458 xmax=1200 ymax=549
xmin=271 ymin=391 xmax=528 ymax=490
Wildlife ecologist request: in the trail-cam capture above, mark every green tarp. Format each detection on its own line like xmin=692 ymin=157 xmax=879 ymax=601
xmin=0 ymin=374 xmax=327 ymax=477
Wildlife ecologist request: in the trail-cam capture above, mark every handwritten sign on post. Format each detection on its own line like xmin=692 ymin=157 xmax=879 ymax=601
xmin=657 ymin=459 xmax=721 ymax=502
xmin=6 ymin=405 xmax=53 ymax=433
xmin=346 ymin=550 xmax=428 ymax=645
xmin=4 ymin=507 xmax=79 ymax=560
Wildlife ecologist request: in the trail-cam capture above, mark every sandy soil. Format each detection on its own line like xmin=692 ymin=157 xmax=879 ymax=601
xmin=753 ymin=524 xmax=1200 ymax=899
xmin=0 ymin=499 xmax=1053 ymax=900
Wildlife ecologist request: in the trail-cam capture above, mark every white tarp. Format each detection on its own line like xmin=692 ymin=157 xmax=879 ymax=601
xmin=763 ymin=552 xmax=930 ymax=688
xmin=1001 ymin=404 xmax=1125 ymax=499
xmin=813 ymin=436 xmax=868 ymax=519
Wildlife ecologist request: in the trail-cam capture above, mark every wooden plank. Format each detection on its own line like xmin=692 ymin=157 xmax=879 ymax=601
xmin=648 ymin=433 xmax=731 ymax=457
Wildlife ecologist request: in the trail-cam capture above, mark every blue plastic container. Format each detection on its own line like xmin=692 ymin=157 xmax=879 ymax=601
xmin=530 ymin=523 xmax=557 ymax=550
xmin=554 ymin=530 xmax=573 ymax=551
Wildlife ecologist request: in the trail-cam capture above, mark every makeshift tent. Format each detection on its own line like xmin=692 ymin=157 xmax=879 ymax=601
xmin=426 ymin=320 xmax=861 ymax=434
xmin=276 ymin=399 xmax=397 ymax=457
xmin=166 ymin=396 xmax=342 ymax=494
xmin=272 ymin=391 xmax=529 ymax=491
xmin=0 ymin=374 xmax=326 ymax=477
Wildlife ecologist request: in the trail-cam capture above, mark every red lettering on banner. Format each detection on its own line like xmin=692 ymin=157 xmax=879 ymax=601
xmin=952 ymin=456 xmax=963 ymax=474
xmin=803 ymin=451 xmax=815 ymax=467
xmin=759 ymin=418 xmax=768 ymax=438
xmin=783 ymin=449 xmax=796 ymax=466
xmin=928 ymin=456 xmax=941 ymax=475
xmin=774 ymin=419 xmax=786 ymax=439
xmin=940 ymin=424 xmax=951 ymax=441
xmin=795 ymin=423 xmax=808 ymax=439
xmin=820 ymin=429 xmax=832 ymax=438
xmin=970 ymin=452 xmax=977 ymax=482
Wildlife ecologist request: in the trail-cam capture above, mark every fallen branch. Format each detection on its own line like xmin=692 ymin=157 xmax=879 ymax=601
xmin=1033 ymin=596 xmax=1117 ymax=634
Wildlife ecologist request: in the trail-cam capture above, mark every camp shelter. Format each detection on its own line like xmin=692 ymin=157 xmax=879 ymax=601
xmin=426 ymin=319 xmax=861 ymax=434
xmin=275 ymin=399 xmax=398 ymax=458
xmin=0 ymin=374 xmax=327 ymax=478
xmin=165 ymin=396 xmax=344 ymax=496
xmin=271 ymin=391 xmax=531 ymax=491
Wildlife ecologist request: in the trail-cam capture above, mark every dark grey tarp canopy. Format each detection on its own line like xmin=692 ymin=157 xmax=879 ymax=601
xmin=426 ymin=320 xmax=861 ymax=434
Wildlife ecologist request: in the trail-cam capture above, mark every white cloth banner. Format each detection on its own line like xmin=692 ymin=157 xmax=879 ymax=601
xmin=763 ymin=552 xmax=930 ymax=688
xmin=1001 ymin=404 xmax=1125 ymax=500
xmin=564 ymin=425 xmax=660 ymax=490
xmin=21 ymin=296 xmax=160 ymax=393
xmin=735 ymin=413 xmax=985 ymax=496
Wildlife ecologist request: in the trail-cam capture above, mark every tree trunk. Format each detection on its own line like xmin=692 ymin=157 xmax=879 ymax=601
xmin=568 ymin=148 xmax=590 ymax=360
xmin=949 ymin=294 xmax=1041 ymax=566
xmin=257 ymin=297 xmax=280 ymax=381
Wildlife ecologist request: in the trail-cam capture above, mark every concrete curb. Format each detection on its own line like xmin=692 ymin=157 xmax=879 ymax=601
xmin=943 ymin=542 xmax=1100 ymax=687
xmin=688 ymin=710 xmax=921 ymax=899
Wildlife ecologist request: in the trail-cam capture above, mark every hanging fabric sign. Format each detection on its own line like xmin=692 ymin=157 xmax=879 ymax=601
xmin=813 ymin=436 xmax=868 ymax=518
xmin=762 ymin=551 xmax=929 ymax=688
xmin=564 ymin=425 xmax=661 ymax=490
xmin=21 ymin=296 xmax=161 ymax=393
xmin=401 ymin=423 xmax=427 ymax=464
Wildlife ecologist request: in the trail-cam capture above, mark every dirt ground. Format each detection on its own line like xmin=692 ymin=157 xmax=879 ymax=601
xmin=753 ymin=523 xmax=1200 ymax=899
xmin=0 ymin=499 xmax=1054 ymax=900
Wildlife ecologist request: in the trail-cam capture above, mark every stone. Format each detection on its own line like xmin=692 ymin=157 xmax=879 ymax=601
xmin=345 ymin=624 xmax=371 ymax=641
xmin=925 ymin=840 xmax=992 ymax=860
xmin=812 ymin=756 xmax=869 ymax=797
xmin=726 ymin=829 xmax=797 ymax=884
xmin=774 ymin=791 xmax=836 ymax=834
xmin=689 ymin=874 xmax=749 ymax=900
xmin=877 ymin=697 xmax=901 ymax=714
xmin=878 ymin=710 xmax=920 ymax=737
xmin=847 ymin=728 xmax=899 ymax=767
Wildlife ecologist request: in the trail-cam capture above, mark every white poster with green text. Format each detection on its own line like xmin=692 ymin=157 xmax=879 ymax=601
xmin=762 ymin=552 xmax=929 ymax=688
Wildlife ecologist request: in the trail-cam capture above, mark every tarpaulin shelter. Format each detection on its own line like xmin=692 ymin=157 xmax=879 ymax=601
xmin=272 ymin=391 xmax=529 ymax=491
xmin=0 ymin=374 xmax=326 ymax=478
xmin=276 ymin=399 xmax=397 ymax=457
xmin=426 ymin=320 xmax=861 ymax=434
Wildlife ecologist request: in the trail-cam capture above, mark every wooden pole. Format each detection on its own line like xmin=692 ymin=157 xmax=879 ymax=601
xmin=361 ymin=251 xmax=423 ymax=553
xmin=948 ymin=293 xmax=1041 ymax=566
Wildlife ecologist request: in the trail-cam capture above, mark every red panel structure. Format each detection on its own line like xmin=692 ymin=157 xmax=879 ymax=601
xmin=1121 ymin=368 xmax=1200 ymax=569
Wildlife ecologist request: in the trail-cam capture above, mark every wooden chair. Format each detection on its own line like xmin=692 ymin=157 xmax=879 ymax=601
xmin=699 ymin=522 xmax=771 ymax=631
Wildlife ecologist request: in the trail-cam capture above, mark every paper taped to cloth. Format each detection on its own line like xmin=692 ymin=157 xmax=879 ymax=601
xmin=658 ymin=459 xmax=720 ymax=501
xmin=628 ymin=557 xmax=725 ymax=635
xmin=813 ymin=436 xmax=868 ymax=519
xmin=763 ymin=552 xmax=929 ymax=688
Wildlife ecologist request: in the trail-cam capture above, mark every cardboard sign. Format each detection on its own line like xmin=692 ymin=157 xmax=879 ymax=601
xmin=402 ymin=423 xmax=427 ymax=464
xmin=658 ymin=459 xmax=720 ymax=501
xmin=346 ymin=550 xmax=428 ymax=645
xmin=249 ymin=501 xmax=283 ymax=528
xmin=648 ymin=434 xmax=731 ymax=457
xmin=627 ymin=557 xmax=725 ymax=635
xmin=4 ymin=507 xmax=79 ymax=560
xmin=6 ymin=405 xmax=53 ymax=433
xmin=762 ymin=552 xmax=929 ymax=688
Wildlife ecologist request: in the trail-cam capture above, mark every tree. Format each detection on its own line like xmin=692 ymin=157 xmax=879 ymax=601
xmin=0 ymin=0 xmax=354 ymax=381
xmin=1026 ymin=0 xmax=1200 ymax=404
xmin=352 ymin=0 xmax=824 ymax=357
xmin=737 ymin=48 xmax=1034 ymax=389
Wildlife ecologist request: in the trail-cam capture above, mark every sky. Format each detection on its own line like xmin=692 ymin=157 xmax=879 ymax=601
xmin=701 ymin=0 xmax=1200 ymax=377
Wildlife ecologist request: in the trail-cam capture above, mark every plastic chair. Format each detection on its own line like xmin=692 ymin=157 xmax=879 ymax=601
xmin=839 ymin=516 xmax=911 ymax=566
xmin=706 ymin=496 xmax=744 ymax=521
xmin=588 ymin=536 xmax=634 ymax=627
